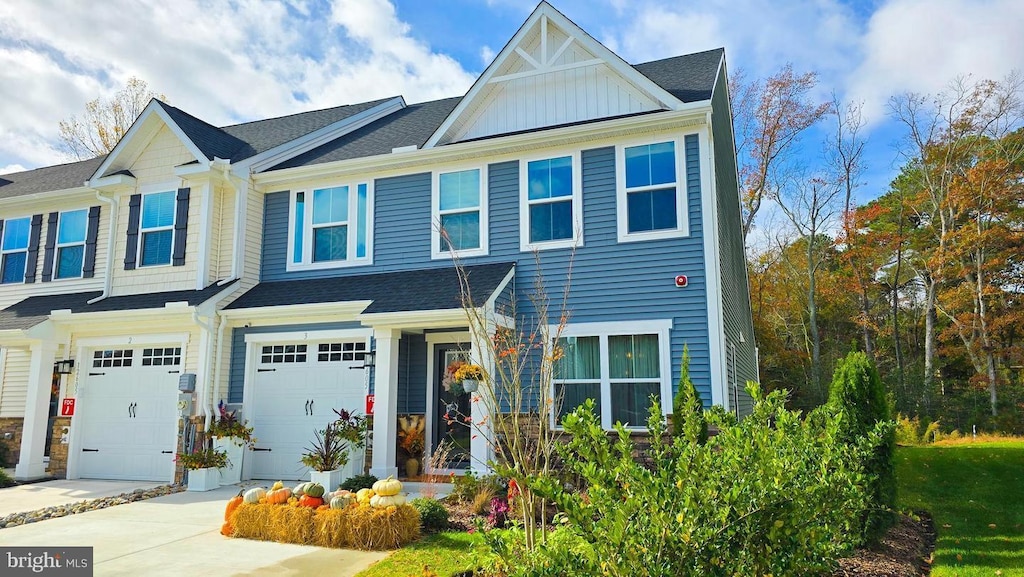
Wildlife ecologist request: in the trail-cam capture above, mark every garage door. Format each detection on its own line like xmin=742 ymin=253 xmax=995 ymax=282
xmin=250 ymin=340 xmax=368 ymax=481
xmin=77 ymin=347 xmax=182 ymax=481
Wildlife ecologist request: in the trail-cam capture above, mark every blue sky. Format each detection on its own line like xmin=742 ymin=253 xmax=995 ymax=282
xmin=1 ymin=0 xmax=1022 ymax=216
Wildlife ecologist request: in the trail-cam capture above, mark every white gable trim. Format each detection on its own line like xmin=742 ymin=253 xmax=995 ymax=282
xmin=424 ymin=1 xmax=685 ymax=148
xmin=234 ymin=96 xmax=407 ymax=177
xmin=88 ymin=100 xmax=208 ymax=184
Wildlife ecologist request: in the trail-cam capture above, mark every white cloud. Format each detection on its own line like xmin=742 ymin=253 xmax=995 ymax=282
xmin=0 ymin=0 xmax=475 ymax=170
xmin=480 ymin=45 xmax=496 ymax=67
xmin=0 ymin=164 xmax=28 ymax=176
xmin=846 ymin=0 xmax=1024 ymax=122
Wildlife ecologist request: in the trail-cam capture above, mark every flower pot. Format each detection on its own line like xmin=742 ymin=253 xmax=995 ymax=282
xmin=310 ymin=468 xmax=344 ymax=491
xmin=213 ymin=436 xmax=245 ymax=486
xmin=405 ymin=457 xmax=420 ymax=478
xmin=461 ymin=379 xmax=479 ymax=393
xmin=187 ymin=467 xmax=219 ymax=492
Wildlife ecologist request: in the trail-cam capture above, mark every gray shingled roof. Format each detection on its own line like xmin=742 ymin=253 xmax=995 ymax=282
xmin=0 ymin=156 xmax=106 ymax=200
xmin=0 ymin=281 xmax=237 ymax=331
xmin=634 ymin=48 xmax=723 ymax=103
xmin=227 ymin=262 xmax=513 ymax=314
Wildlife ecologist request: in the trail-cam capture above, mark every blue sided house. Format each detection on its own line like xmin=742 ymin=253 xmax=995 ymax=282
xmin=0 ymin=1 xmax=756 ymax=483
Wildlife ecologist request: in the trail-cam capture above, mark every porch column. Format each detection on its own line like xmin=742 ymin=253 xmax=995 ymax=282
xmin=15 ymin=341 xmax=58 ymax=480
xmin=370 ymin=328 xmax=400 ymax=479
xmin=470 ymin=322 xmax=495 ymax=475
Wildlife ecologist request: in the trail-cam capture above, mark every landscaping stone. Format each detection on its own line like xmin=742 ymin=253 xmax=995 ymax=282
xmin=0 ymin=484 xmax=184 ymax=530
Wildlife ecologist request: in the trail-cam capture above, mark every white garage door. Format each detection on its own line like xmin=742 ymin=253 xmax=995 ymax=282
xmin=77 ymin=346 xmax=182 ymax=481
xmin=250 ymin=340 xmax=368 ymax=481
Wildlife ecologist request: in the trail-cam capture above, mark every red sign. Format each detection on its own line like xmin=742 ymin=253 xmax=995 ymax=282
xmin=60 ymin=398 xmax=76 ymax=416
xmin=675 ymin=275 xmax=689 ymax=288
xmin=365 ymin=394 xmax=375 ymax=416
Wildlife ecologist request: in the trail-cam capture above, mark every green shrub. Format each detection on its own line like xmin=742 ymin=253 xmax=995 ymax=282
xmin=0 ymin=440 xmax=11 ymax=468
xmin=339 ymin=473 xmax=378 ymax=492
xmin=495 ymin=385 xmax=878 ymax=577
xmin=410 ymin=498 xmax=449 ymax=533
xmin=671 ymin=346 xmax=707 ymax=443
xmin=450 ymin=471 xmax=505 ymax=504
xmin=0 ymin=467 xmax=13 ymax=488
xmin=827 ymin=351 xmax=897 ymax=543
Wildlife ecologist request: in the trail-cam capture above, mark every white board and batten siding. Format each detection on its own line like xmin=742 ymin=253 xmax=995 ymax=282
xmin=0 ymin=349 xmax=31 ymax=418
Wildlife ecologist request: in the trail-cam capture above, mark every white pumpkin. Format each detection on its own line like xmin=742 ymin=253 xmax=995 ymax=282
xmin=243 ymin=487 xmax=267 ymax=504
xmin=372 ymin=476 xmax=403 ymax=497
xmin=370 ymin=493 xmax=406 ymax=508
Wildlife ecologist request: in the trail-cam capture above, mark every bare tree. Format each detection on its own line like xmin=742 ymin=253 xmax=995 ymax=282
xmin=58 ymin=77 xmax=165 ymax=160
xmin=731 ymin=65 xmax=830 ymax=242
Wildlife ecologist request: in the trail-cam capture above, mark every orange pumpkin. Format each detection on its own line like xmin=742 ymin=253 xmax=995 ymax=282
xmin=220 ymin=521 xmax=233 ymax=536
xmin=298 ymin=494 xmax=324 ymax=508
xmin=221 ymin=490 xmax=244 ymax=536
xmin=266 ymin=488 xmax=291 ymax=505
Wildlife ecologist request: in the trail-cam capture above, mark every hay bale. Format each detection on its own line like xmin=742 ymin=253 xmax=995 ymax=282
xmin=230 ymin=502 xmax=420 ymax=550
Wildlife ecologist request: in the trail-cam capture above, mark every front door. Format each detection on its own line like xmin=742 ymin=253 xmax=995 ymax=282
xmin=434 ymin=345 xmax=471 ymax=469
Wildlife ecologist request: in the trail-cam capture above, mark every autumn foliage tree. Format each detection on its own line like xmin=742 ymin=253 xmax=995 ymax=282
xmin=58 ymin=77 xmax=165 ymax=160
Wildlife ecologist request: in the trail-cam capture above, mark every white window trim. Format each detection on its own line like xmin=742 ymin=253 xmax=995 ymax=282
xmin=519 ymin=150 xmax=583 ymax=251
xmin=431 ymin=164 xmax=489 ymax=260
xmin=615 ymin=134 xmax=693 ymax=243
xmin=0 ymin=215 xmax=31 ymax=284
xmin=54 ymin=209 xmax=88 ymax=281
xmin=551 ymin=319 xmax=673 ymax=430
xmin=137 ymin=189 xmax=177 ymax=268
xmin=286 ymin=182 xmax=374 ymax=271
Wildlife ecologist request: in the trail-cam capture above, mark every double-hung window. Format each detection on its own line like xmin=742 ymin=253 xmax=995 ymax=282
xmin=0 ymin=216 xmax=30 ymax=284
xmin=616 ymin=137 xmax=690 ymax=242
xmin=520 ymin=154 xmax=581 ymax=250
xmin=139 ymin=191 xmax=175 ymax=266
xmin=552 ymin=320 xmax=672 ymax=429
xmin=288 ymin=183 xmax=371 ymax=269
xmin=433 ymin=167 xmax=487 ymax=258
xmin=55 ymin=209 xmax=87 ymax=279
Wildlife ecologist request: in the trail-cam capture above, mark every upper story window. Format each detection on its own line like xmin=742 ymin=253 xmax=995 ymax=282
xmin=0 ymin=217 xmax=30 ymax=284
xmin=288 ymin=182 xmax=371 ymax=270
xmin=432 ymin=167 xmax=488 ymax=259
xmin=55 ymin=209 xmax=87 ymax=279
xmin=616 ymin=138 xmax=690 ymax=242
xmin=552 ymin=320 xmax=672 ymax=430
xmin=140 ymin=191 xmax=175 ymax=267
xmin=520 ymin=154 xmax=582 ymax=251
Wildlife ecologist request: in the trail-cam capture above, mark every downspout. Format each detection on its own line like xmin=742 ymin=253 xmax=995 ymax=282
xmin=192 ymin=310 xmax=216 ymax=429
xmin=87 ymin=191 xmax=118 ymax=305
xmin=213 ymin=313 xmax=229 ymax=411
xmin=215 ymin=165 xmax=247 ymax=285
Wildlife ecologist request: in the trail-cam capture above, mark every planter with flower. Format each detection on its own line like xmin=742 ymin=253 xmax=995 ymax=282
xmin=178 ymin=446 xmax=229 ymax=492
xmin=301 ymin=408 xmax=368 ymax=490
xmin=398 ymin=415 xmax=425 ymax=478
xmin=208 ymin=401 xmax=256 ymax=486
xmin=442 ymin=361 xmax=484 ymax=395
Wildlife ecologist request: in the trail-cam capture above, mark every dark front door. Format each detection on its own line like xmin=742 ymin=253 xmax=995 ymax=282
xmin=434 ymin=345 xmax=471 ymax=469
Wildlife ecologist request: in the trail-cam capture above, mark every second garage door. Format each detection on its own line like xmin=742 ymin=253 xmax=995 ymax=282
xmin=249 ymin=340 xmax=368 ymax=480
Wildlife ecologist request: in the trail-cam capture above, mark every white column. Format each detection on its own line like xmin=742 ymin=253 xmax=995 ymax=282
xmin=370 ymin=328 xmax=400 ymax=479
xmin=469 ymin=320 xmax=495 ymax=475
xmin=15 ymin=341 xmax=58 ymax=480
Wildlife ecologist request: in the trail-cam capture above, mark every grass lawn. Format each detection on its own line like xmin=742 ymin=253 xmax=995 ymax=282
xmin=355 ymin=531 xmax=482 ymax=577
xmin=898 ymin=441 xmax=1024 ymax=575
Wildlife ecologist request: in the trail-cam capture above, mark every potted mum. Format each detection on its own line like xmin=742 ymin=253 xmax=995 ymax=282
xmin=178 ymin=446 xmax=228 ymax=492
xmin=208 ymin=401 xmax=255 ymax=486
xmin=301 ymin=408 xmax=368 ymax=489
xmin=398 ymin=415 xmax=425 ymax=478
xmin=454 ymin=363 xmax=484 ymax=393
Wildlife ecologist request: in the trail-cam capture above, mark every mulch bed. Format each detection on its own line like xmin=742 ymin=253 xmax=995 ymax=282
xmin=834 ymin=512 xmax=936 ymax=576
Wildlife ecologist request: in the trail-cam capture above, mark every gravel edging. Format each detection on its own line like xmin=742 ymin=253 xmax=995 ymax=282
xmin=0 ymin=484 xmax=185 ymax=529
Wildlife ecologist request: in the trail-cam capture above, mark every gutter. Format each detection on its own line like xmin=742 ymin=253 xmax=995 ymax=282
xmin=87 ymin=191 xmax=119 ymax=305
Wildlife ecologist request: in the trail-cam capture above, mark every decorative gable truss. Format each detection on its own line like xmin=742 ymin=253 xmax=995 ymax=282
xmin=427 ymin=1 xmax=685 ymax=146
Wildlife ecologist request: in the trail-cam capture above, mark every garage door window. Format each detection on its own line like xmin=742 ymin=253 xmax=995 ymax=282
xmin=142 ymin=347 xmax=182 ymax=366
xmin=93 ymin=349 xmax=134 ymax=368
xmin=318 ymin=342 xmax=367 ymax=362
xmin=261 ymin=345 xmax=307 ymax=364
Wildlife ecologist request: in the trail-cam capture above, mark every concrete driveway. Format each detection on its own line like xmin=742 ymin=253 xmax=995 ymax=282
xmin=0 ymin=484 xmax=389 ymax=576
xmin=0 ymin=479 xmax=159 ymax=517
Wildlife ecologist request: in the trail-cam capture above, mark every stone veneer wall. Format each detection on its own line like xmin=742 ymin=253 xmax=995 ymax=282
xmin=0 ymin=417 xmax=23 ymax=468
xmin=46 ymin=417 xmax=72 ymax=478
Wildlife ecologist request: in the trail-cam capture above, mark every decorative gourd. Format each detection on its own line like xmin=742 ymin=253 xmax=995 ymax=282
xmin=372 ymin=476 xmax=402 ymax=497
xmin=329 ymin=494 xmax=352 ymax=509
xmin=243 ymin=487 xmax=266 ymax=504
xmin=355 ymin=488 xmax=375 ymax=504
xmin=298 ymin=494 xmax=324 ymax=508
xmin=293 ymin=482 xmax=310 ymax=497
xmin=266 ymin=488 xmax=291 ymax=505
xmin=304 ymin=482 xmax=325 ymax=498
xmin=270 ymin=481 xmax=284 ymax=491
xmin=370 ymin=494 xmax=406 ymax=508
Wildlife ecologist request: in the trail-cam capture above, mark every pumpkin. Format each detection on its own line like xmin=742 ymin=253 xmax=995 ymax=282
xmin=356 ymin=488 xmax=375 ymax=504
xmin=266 ymin=488 xmax=291 ymax=505
xmin=220 ymin=521 xmax=233 ymax=536
xmin=243 ymin=487 xmax=266 ymax=504
xmin=224 ymin=490 xmax=243 ymax=521
xmin=370 ymin=494 xmax=406 ymax=508
xmin=270 ymin=481 xmax=284 ymax=491
xmin=298 ymin=494 xmax=324 ymax=508
xmin=329 ymin=494 xmax=352 ymax=509
xmin=293 ymin=482 xmax=310 ymax=497
xmin=372 ymin=476 xmax=402 ymax=496
xmin=304 ymin=482 xmax=325 ymax=498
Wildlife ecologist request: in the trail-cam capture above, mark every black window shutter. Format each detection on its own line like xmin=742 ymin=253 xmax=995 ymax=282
xmin=24 ymin=214 xmax=43 ymax=283
xmin=124 ymin=194 xmax=142 ymax=270
xmin=41 ymin=212 xmax=59 ymax=282
xmin=172 ymin=187 xmax=190 ymax=266
xmin=82 ymin=206 xmax=101 ymax=278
